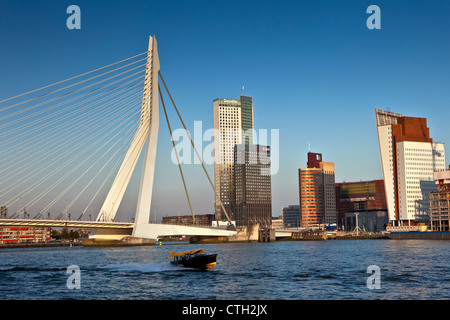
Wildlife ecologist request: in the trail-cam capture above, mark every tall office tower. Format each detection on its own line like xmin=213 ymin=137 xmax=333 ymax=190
xmin=234 ymin=144 xmax=272 ymax=228
xmin=375 ymin=109 xmax=446 ymax=224
xmin=298 ymin=152 xmax=337 ymax=227
xmin=213 ymin=93 xmax=254 ymax=221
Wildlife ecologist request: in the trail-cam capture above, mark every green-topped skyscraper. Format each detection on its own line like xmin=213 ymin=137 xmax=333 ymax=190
xmin=213 ymin=87 xmax=254 ymax=222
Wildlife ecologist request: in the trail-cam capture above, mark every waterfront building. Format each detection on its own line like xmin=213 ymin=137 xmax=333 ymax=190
xmin=375 ymin=109 xmax=446 ymax=225
xmin=213 ymin=92 xmax=254 ymax=222
xmin=234 ymin=144 xmax=272 ymax=228
xmin=298 ymin=152 xmax=337 ymax=227
xmin=162 ymin=214 xmax=213 ymax=226
xmin=335 ymin=180 xmax=388 ymax=231
xmin=271 ymin=217 xmax=284 ymax=229
xmin=429 ymin=167 xmax=450 ymax=231
xmin=0 ymin=227 xmax=51 ymax=244
xmin=281 ymin=205 xmax=300 ymax=228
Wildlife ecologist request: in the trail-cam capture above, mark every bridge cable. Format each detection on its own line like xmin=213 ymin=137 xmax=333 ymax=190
xmin=158 ymin=71 xmax=234 ymax=228
xmin=0 ymin=86 xmax=143 ymax=181
xmin=0 ymin=89 xmax=142 ymax=195
xmin=39 ymin=109 xmax=140 ymax=216
xmin=78 ymin=135 xmax=133 ymax=221
xmin=1 ymin=96 xmax=141 ymax=215
xmin=0 ymin=52 xmax=148 ymax=219
xmin=158 ymin=85 xmax=195 ymax=223
xmin=2 ymin=107 xmax=140 ymax=214
xmin=0 ymin=74 xmax=144 ymax=139
xmin=0 ymin=51 xmax=148 ymax=105
xmin=68 ymin=119 xmax=139 ymax=220
xmin=0 ymin=79 xmax=143 ymax=163
xmin=0 ymin=62 xmax=146 ymax=121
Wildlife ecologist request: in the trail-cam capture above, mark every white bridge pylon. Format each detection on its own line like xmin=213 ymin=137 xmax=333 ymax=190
xmin=91 ymin=36 xmax=236 ymax=241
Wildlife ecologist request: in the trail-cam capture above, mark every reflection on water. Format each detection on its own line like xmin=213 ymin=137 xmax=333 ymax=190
xmin=0 ymin=240 xmax=448 ymax=299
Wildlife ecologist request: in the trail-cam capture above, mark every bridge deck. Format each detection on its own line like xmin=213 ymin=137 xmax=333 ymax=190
xmin=0 ymin=219 xmax=134 ymax=229
xmin=0 ymin=219 xmax=237 ymax=240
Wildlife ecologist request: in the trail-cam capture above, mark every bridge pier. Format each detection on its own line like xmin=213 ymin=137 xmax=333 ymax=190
xmin=85 ymin=228 xmax=156 ymax=246
xmin=258 ymin=228 xmax=276 ymax=242
xmin=88 ymin=228 xmax=132 ymax=240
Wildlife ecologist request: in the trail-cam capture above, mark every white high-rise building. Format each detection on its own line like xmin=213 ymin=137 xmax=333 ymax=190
xmin=375 ymin=109 xmax=402 ymax=221
xmin=396 ymin=141 xmax=445 ymax=221
xmin=375 ymin=109 xmax=446 ymax=224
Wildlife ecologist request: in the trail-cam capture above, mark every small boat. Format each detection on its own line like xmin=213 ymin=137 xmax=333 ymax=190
xmin=169 ymin=249 xmax=217 ymax=269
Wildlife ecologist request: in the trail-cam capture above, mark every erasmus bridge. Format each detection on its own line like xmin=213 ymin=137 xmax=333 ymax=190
xmin=0 ymin=36 xmax=236 ymax=243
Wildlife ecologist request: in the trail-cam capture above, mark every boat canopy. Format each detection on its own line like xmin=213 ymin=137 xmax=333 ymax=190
xmin=169 ymin=249 xmax=204 ymax=257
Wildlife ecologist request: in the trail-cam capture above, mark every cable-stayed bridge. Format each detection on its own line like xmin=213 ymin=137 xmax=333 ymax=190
xmin=0 ymin=35 xmax=236 ymax=243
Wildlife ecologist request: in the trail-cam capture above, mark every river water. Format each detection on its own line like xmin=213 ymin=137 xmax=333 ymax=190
xmin=0 ymin=240 xmax=448 ymax=300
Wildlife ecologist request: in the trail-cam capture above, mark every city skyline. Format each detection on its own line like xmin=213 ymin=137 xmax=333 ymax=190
xmin=1 ymin=1 xmax=450 ymax=220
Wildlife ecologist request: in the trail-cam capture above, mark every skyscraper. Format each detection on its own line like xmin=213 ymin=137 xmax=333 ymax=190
xmin=375 ymin=109 xmax=446 ymax=224
xmin=298 ymin=152 xmax=337 ymax=227
xmin=213 ymin=93 xmax=254 ymax=221
xmin=234 ymin=144 xmax=272 ymax=228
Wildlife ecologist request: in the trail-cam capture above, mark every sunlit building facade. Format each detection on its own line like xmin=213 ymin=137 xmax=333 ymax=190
xmin=375 ymin=109 xmax=446 ymax=224
xmin=298 ymin=152 xmax=336 ymax=227
xmin=234 ymin=144 xmax=272 ymax=228
xmin=213 ymin=93 xmax=254 ymax=222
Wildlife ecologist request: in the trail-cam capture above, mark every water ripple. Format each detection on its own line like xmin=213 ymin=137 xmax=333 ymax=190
xmin=0 ymin=240 xmax=448 ymax=300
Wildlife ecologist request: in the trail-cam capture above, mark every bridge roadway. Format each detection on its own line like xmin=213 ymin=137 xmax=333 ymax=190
xmin=0 ymin=218 xmax=134 ymax=229
xmin=0 ymin=218 xmax=237 ymax=241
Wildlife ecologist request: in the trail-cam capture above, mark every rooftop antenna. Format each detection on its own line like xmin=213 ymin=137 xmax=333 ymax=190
xmin=308 ymin=143 xmax=311 ymax=152
xmin=242 ymin=84 xmax=244 ymax=95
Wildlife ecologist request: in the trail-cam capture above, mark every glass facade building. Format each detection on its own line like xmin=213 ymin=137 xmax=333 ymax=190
xmin=213 ymin=94 xmax=254 ymax=222
xmin=234 ymin=144 xmax=272 ymax=228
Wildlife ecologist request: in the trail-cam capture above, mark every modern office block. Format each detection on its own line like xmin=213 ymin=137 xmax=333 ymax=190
xmin=234 ymin=144 xmax=272 ymax=228
xmin=375 ymin=109 xmax=446 ymax=224
xmin=299 ymin=152 xmax=336 ymax=227
xmin=213 ymin=93 xmax=254 ymax=222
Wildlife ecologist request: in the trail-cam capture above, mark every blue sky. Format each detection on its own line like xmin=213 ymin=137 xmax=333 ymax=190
xmin=1 ymin=0 xmax=450 ymax=219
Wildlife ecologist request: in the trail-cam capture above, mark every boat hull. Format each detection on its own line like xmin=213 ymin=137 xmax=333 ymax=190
xmin=171 ymin=254 xmax=217 ymax=269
